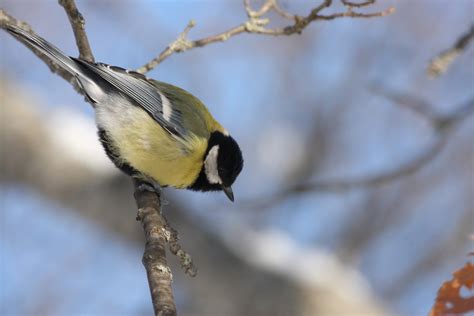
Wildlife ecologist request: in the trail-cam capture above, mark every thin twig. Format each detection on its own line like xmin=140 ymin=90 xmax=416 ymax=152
xmin=428 ymin=24 xmax=474 ymax=78
xmin=373 ymin=87 xmax=474 ymax=131
xmin=370 ymin=84 xmax=439 ymax=122
xmin=341 ymin=0 xmax=376 ymax=8
xmin=166 ymin=220 xmax=198 ymax=277
xmin=249 ymin=137 xmax=447 ymax=210
xmin=134 ymin=181 xmax=177 ymax=316
xmin=244 ymin=0 xmax=274 ymax=18
xmin=312 ymin=7 xmax=395 ymax=21
xmin=137 ymin=0 xmax=394 ymax=73
xmin=272 ymin=1 xmax=296 ymax=21
xmin=58 ymin=0 xmax=94 ymax=62
xmin=136 ymin=20 xmax=196 ymax=74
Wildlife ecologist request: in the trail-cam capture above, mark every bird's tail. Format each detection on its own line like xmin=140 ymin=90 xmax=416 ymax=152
xmin=5 ymin=25 xmax=83 ymax=77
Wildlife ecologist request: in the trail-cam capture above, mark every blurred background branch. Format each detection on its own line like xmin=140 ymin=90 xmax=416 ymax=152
xmin=248 ymin=95 xmax=474 ymax=210
xmin=428 ymin=23 xmax=474 ymax=78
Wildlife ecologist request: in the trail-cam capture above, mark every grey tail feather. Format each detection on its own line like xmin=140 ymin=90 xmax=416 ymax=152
xmin=5 ymin=25 xmax=83 ymax=78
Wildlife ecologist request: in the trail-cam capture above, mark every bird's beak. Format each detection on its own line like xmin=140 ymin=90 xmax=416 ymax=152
xmin=222 ymin=186 xmax=234 ymax=202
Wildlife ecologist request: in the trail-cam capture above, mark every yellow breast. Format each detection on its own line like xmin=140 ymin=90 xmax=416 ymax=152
xmin=99 ymin=105 xmax=208 ymax=188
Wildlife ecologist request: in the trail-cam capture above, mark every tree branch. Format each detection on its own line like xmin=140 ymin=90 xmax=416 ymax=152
xmin=134 ymin=182 xmax=177 ymax=316
xmin=136 ymin=0 xmax=394 ymax=73
xmin=166 ymin=218 xmax=198 ymax=277
xmin=341 ymin=0 xmax=376 ymax=8
xmin=428 ymin=23 xmax=474 ymax=78
xmin=58 ymin=0 xmax=94 ymax=62
xmin=2 ymin=7 xmax=182 ymax=315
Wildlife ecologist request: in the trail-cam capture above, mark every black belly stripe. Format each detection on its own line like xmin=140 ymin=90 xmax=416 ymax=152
xmin=97 ymin=128 xmax=138 ymax=177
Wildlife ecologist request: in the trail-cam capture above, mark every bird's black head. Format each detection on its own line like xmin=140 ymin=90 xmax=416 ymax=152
xmin=189 ymin=131 xmax=243 ymax=201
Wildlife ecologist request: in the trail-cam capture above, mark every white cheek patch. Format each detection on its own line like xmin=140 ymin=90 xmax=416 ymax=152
xmin=204 ymin=145 xmax=222 ymax=184
xmin=159 ymin=92 xmax=173 ymax=122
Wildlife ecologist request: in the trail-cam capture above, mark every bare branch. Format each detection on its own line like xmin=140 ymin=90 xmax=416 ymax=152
xmin=341 ymin=0 xmax=376 ymax=8
xmin=2 ymin=8 xmax=179 ymax=315
xmin=371 ymin=85 xmax=440 ymax=123
xmin=136 ymin=20 xmax=196 ymax=74
xmin=244 ymin=0 xmax=274 ymax=18
xmin=272 ymin=2 xmax=297 ymax=21
xmin=137 ymin=0 xmax=395 ymax=73
xmin=134 ymin=182 xmax=177 ymax=316
xmin=312 ymin=6 xmax=395 ymax=21
xmin=436 ymin=98 xmax=474 ymax=131
xmin=166 ymin=221 xmax=198 ymax=277
xmin=373 ymin=86 xmax=474 ymax=131
xmin=244 ymin=0 xmax=295 ymax=20
xmin=428 ymin=24 xmax=474 ymax=78
xmin=58 ymin=0 xmax=94 ymax=62
xmin=251 ymin=137 xmax=447 ymax=210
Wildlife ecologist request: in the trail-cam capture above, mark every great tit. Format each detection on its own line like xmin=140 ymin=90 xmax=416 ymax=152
xmin=6 ymin=25 xmax=243 ymax=202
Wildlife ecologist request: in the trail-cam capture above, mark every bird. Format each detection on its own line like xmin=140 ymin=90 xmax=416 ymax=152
xmin=5 ymin=25 xmax=243 ymax=202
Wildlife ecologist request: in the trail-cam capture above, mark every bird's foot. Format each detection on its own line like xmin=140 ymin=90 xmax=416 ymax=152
xmin=136 ymin=180 xmax=169 ymax=206
xmin=137 ymin=182 xmax=161 ymax=193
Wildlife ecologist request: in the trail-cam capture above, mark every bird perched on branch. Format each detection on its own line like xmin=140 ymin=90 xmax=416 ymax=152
xmin=6 ymin=25 xmax=243 ymax=202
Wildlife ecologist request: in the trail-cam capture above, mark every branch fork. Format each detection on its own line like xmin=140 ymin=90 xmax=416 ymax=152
xmin=136 ymin=0 xmax=394 ymax=73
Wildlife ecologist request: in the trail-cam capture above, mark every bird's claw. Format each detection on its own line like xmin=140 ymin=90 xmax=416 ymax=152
xmin=137 ymin=182 xmax=159 ymax=193
xmin=136 ymin=181 xmax=169 ymax=206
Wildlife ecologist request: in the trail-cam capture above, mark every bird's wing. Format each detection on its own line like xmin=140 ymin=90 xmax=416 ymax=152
xmin=74 ymin=59 xmax=187 ymax=139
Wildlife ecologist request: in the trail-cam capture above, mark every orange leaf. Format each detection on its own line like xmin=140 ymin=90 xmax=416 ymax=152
xmin=430 ymin=261 xmax=474 ymax=316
